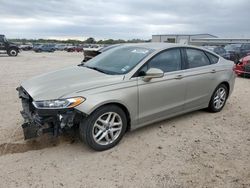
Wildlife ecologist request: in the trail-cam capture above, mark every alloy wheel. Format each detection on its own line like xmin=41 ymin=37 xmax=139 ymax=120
xmin=213 ymin=87 xmax=227 ymax=110
xmin=92 ymin=112 xmax=123 ymax=145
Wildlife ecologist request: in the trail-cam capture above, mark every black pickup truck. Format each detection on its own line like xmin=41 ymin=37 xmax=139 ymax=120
xmin=0 ymin=34 xmax=20 ymax=56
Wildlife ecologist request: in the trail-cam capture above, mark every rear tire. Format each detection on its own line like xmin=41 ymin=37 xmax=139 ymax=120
xmin=208 ymin=84 xmax=228 ymax=112
xmin=79 ymin=105 xmax=127 ymax=151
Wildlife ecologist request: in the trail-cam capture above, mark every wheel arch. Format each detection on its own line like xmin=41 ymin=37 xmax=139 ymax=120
xmin=8 ymin=46 xmax=19 ymax=51
xmin=219 ymin=81 xmax=230 ymax=98
xmin=86 ymin=101 xmax=131 ymax=132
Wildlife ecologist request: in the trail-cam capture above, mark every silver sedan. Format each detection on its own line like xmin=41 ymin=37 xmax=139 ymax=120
xmin=18 ymin=43 xmax=236 ymax=151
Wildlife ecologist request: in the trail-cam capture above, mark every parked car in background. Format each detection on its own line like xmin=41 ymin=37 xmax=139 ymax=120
xmin=55 ymin=44 xmax=67 ymax=51
xmin=224 ymin=44 xmax=241 ymax=54
xmin=66 ymin=46 xmax=75 ymax=52
xmin=203 ymin=46 xmax=227 ymax=56
xmin=75 ymin=46 xmax=84 ymax=52
xmin=66 ymin=45 xmax=83 ymax=52
xmin=0 ymin=34 xmax=20 ymax=56
xmin=224 ymin=44 xmax=250 ymax=62
xmin=33 ymin=44 xmax=56 ymax=52
xmin=67 ymin=46 xmax=83 ymax=52
xmin=203 ymin=45 xmax=240 ymax=63
xmin=90 ymin=44 xmax=100 ymax=48
xmin=239 ymin=44 xmax=250 ymax=58
xmin=17 ymin=43 xmax=235 ymax=151
xmin=19 ymin=44 xmax=33 ymax=51
xmin=82 ymin=44 xmax=122 ymax=62
xmin=234 ymin=55 xmax=250 ymax=77
xmin=83 ymin=44 xmax=91 ymax=48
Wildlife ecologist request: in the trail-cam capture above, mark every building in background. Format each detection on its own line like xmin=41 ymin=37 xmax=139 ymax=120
xmin=152 ymin=34 xmax=217 ymax=44
xmin=152 ymin=34 xmax=250 ymax=45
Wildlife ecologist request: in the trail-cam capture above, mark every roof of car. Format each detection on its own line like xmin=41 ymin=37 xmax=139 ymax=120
xmin=121 ymin=42 xmax=195 ymax=50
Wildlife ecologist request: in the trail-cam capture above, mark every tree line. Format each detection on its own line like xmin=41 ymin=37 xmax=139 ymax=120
xmin=9 ymin=37 xmax=151 ymax=45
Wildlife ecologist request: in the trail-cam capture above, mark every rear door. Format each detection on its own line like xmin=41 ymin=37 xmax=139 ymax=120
xmin=183 ymin=48 xmax=219 ymax=110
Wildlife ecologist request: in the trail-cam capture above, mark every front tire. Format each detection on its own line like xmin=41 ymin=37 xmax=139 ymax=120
xmin=79 ymin=105 xmax=127 ymax=151
xmin=7 ymin=48 xmax=18 ymax=56
xmin=208 ymin=84 xmax=228 ymax=112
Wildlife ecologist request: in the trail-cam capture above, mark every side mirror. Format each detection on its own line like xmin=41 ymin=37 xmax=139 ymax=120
xmin=143 ymin=68 xmax=164 ymax=82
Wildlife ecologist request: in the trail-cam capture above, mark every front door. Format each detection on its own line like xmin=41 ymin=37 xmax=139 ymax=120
xmin=137 ymin=48 xmax=187 ymax=127
xmin=0 ymin=38 xmax=5 ymax=51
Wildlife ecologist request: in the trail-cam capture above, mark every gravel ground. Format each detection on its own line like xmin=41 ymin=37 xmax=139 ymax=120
xmin=0 ymin=51 xmax=249 ymax=188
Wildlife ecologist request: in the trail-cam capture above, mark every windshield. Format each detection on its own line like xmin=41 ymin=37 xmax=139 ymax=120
xmin=3 ymin=36 xmax=8 ymax=42
xmin=84 ymin=46 xmax=154 ymax=75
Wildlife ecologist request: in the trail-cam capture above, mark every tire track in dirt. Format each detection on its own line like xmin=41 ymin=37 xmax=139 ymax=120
xmin=0 ymin=131 xmax=79 ymax=156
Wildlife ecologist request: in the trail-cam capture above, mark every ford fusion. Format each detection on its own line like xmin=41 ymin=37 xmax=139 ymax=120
xmin=17 ymin=43 xmax=236 ymax=151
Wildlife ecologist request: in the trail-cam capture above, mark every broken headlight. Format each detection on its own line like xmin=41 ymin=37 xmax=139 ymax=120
xmin=32 ymin=97 xmax=85 ymax=109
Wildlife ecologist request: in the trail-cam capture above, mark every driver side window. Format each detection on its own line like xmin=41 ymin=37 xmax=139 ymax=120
xmin=144 ymin=48 xmax=182 ymax=73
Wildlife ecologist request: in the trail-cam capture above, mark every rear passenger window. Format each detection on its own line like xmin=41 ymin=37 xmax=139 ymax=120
xmin=205 ymin=52 xmax=219 ymax=64
xmin=186 ymin=49 xmax=210 ymax=68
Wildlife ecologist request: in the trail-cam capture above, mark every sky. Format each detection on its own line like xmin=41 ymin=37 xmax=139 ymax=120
xmin=0 ymin=0 xmax=250 ymax=40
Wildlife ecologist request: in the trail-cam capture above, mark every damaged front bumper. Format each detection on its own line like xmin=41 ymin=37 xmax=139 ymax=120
xmin=17 ymin=87 xmax=81 ymax=140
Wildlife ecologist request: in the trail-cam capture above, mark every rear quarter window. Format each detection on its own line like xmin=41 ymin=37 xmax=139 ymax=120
xmin=205 ymin=52 xmax=219 ymax=64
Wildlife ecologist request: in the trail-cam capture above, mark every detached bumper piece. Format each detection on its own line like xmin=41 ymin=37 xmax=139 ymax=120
xmin=17 ymin=87 xmax=79 ymax=140
xmin=22 ymin=122 xmax=53 ymax=140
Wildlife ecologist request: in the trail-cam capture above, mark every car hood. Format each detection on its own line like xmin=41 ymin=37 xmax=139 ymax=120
xmin=9 ymin=42 xmax=17 ymax=45
xmin=242 ymin=55 xmax=250 ymax=62
xmin=8 ymin=43 xmax=19 ymax=48
xmin=21 ymin=66 xmax=124 ymax=101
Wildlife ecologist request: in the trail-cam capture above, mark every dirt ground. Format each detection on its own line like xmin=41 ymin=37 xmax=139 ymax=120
xmin=0 ymin=51 xmax=249 ymax=188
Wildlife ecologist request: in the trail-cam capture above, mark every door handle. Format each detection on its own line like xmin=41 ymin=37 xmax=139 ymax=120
xmin=211 ymin=69 xmax=216 ymax=73
xmin=175 ymin=75 xmax=183 ymax=79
